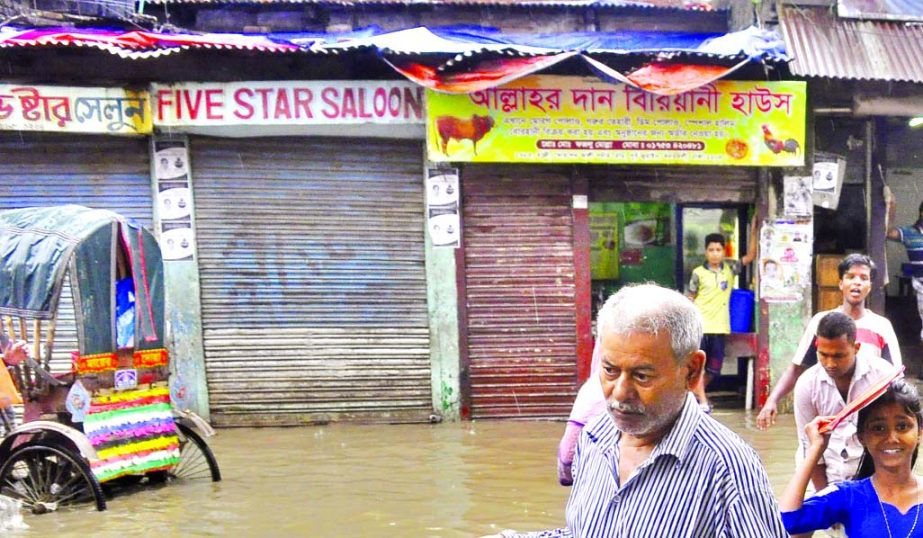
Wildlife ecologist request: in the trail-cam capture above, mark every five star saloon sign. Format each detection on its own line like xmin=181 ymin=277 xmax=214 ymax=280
xmin=152 ymin=80 xmax=424 ymax=126
xmin=0 ymin=81 xmax=426 ymax=134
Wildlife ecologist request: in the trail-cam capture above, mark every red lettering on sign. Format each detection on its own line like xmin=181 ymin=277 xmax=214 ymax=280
xmin=274 ymin=89 xmax=292 ymax=120
xmin=180 ymin=89 xmax=203 ymax=120
xmin=390 ymin=88 xmax=405 ymax=117
xmin=404 ymin=87 xmax=423 ymax=120
xmin=321 ymin=88 xmax=339 ymax=119
xmin=255 ymin=88 xmax=273 ymax=120
xmin=233 ymin=88 xmax=254 ymax=119
xmin=204 ymin=89 xmax=224 ymax=120
xmin=373 ymin=88 xmax=387 ymax=118
xmin=156 ymin=89 xmax=173 ymax=121
xmin=341 ymin=88 xmax=358 ymax=118
xmin=293 ymin=88 xmax=313 ymax=119
xmin=356 ymin=88 xmax=373 ymax=119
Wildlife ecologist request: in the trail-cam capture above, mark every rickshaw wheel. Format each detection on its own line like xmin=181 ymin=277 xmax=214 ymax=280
xmin=149 ymin=422 xmax=221 ymax=483
xmin=0 ymin=443 xmax=107 ymax=513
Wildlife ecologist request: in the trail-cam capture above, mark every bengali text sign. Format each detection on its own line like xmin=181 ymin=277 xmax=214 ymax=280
xmin=0 ymin=85 xmax=151 ymax=135
xmin=426 ymin=76 xmax=806 ymax=166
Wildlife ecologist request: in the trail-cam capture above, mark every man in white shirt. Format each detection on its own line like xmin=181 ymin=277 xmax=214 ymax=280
xmin=757 ymin=254 xmax=901 ymax=429
xmin=793 ymin=311 xmax=896 ymax=489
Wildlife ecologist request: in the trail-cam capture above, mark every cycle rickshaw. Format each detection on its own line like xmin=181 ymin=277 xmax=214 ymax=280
xmin=0 ymin=204 xmax=220 ymax=513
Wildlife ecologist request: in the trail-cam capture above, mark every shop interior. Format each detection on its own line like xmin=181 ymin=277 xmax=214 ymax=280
xmin=589 ymin=201 xmax=757 ymax=408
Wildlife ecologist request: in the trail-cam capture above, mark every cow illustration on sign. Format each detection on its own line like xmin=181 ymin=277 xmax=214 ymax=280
xmin=434 ymin=115 xmax=495 ymax=155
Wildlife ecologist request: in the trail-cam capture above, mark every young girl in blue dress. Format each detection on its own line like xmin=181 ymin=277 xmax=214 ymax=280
xmin=781 ymin=378 xmax=923 ymax=537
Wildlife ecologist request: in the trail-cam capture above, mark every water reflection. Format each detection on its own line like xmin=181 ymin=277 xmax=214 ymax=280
xmin=12 ymin=410 xmax=798 ymax=537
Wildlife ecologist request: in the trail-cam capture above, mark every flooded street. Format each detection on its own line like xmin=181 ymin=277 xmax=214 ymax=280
xmin=12 ymin=410 xmax=799 ymax=537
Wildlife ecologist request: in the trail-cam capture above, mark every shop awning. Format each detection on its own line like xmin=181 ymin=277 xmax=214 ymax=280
xmin=779 ymin=5 xmax=923 ymax=83
xmin=0 ymin=26 xmax=303 ymax=59
xmin=322 ymin=25 xmax=788 ymax=94
xmin=0 ymin=23 xmax=788 ymax=93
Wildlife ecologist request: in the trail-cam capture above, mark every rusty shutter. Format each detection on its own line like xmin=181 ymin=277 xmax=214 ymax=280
xmin=190 ymin=137 xmax=432 ymax=426
xmin=0 ymin=132 xmax=151 ymax=373
xmin=462 ymin=165 xmax=578 ymax=419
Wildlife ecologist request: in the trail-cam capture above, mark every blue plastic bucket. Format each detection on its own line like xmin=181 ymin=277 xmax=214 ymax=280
xmin=729 ymin=289 xmax=754 ymax=333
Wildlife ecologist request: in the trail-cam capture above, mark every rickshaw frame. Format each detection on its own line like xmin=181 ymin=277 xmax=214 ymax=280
xmin=0 ymin=205 xmax=220 ymax=514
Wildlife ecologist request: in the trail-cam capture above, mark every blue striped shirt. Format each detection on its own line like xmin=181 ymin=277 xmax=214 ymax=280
xmin=898 ymin=225 xmax=923 ymax=277
xmin=506 ymin=394 xmax=787 ymax=538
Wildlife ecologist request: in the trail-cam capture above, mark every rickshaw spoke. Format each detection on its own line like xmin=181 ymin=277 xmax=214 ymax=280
xmin=2 ymin=475 xmax=39 ymax=503
xmin=50 ymin=458 xmax=72 ymax=490
xmin=25 ymin=457 xmax=47 ymax=496
xmin=174 ymin=452 xmax=209 ymax=477
xmin=174 ymin=445 xmax=207 ymax=476
xmin=55 ymin=472 xmax=92 ymax=501
xmin=9 ymin=471 xmax=41 ymax=504
xmin=25 ymin=455 xmax=53 ymax=501
xmin=44 ymin=456 xmax=62 ymax=492
xmin=168 ymin=423 xmax=221 ymax=482
xmin=0 ymin=444 xmax=106 ymax=512
xmin=52 ymin=485 xmax=91 ymax=504
xmin=41 ymin=454 xmax=65 ymax=497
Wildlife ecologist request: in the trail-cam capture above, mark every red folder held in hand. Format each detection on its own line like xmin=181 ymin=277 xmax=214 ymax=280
xmin=818 ymin=365 xmax=905 ymax=434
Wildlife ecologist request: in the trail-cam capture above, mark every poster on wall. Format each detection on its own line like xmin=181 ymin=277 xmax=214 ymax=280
xmin=154 ymin=139 xmax=195 ymax=261
xmin=619 ymin=203 xmax=671 ymax=265
xmin=589 ymin=203 xmax=620 ymax=280
xmin=759 ymin=218 xmax=813 ymax=302
xmin=426 ymin=76 xmax=806 ymax=166
xmin=426 ymin=168 xmax=460 ymax=248
xmin=812 ymin=153 xmax=846 ymax=210
xmin=783 ymin=176 xmax=813 ymax=216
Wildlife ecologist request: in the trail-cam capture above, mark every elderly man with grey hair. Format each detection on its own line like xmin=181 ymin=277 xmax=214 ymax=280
xmin=484 ymin=284 xmax=787 ymax=538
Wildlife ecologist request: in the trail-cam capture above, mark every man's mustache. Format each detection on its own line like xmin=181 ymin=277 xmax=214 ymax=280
xmin=608 ymin=399 xmax=645 ymax=414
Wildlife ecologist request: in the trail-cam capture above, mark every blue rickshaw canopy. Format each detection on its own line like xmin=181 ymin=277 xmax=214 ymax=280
xmin=0 ymin=204 xmax=165 ymax=355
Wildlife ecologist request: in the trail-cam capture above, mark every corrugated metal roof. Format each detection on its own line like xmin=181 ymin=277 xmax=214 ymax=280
xmin=838 ymin=0 xmax=923 ymax=22
xmin=779 ymin=6 xmax=923 ymax=83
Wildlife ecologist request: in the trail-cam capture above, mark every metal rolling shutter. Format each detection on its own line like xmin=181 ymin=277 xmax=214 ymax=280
xmin=462 ymin=166 xmax=579 ymax=419
xmin=0 ymin=132 xmax=152 ymax=372
xmin=191 ymin=137 xmax=431 ymax=426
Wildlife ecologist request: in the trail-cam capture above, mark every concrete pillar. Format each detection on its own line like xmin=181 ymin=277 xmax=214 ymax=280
xmin=150 ymin=136 xmax=211 ymax=421
xmin=424 ymin=164 xmax=461 ymax=421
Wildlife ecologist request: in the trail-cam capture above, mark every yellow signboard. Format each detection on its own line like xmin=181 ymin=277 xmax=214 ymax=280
xmin=426 ymin=76 xmax=806 ymax=166
xmin=0 ymin=85 xmax=151 ymax=135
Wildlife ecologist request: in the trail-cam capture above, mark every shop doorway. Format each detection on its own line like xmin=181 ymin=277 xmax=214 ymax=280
xmin=677 ymin=204 xmax=751 ymax=290
xmin=678 ymin=203 xmax=756 ymax=407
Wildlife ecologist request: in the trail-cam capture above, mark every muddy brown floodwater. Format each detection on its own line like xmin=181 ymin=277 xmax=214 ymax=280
xmin=12 ymin=410 xmax=800 ymax=537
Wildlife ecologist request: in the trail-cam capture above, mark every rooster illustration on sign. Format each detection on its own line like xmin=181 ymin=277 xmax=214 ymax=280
xmin=762 ymin=124 xmax=800 ymax=155
xmin=434 ymin=115 xmax=495 ymax=155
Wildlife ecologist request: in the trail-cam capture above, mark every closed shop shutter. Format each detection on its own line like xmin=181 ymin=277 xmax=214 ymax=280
xmin=191 ymin=137 xmax=432 ymax=426
xmin=0 ymin=132 xmax=151 ymax=372
xmin=462 ymin=166 xmax=579 ymax=419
